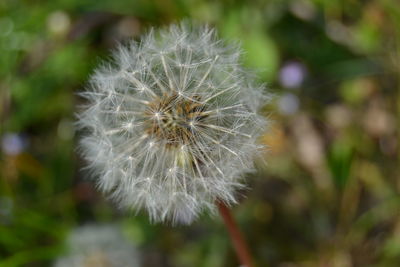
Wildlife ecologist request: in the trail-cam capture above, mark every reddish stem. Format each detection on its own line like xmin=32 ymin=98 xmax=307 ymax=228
xmin=217 ymin=201 xmax=255 ymax=267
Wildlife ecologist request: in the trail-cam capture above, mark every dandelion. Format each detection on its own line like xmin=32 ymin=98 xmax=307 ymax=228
xmin=53 ymin=224 xmax=140 ymax=267
xmin=78 ymin=22 xmax=268 ymax=225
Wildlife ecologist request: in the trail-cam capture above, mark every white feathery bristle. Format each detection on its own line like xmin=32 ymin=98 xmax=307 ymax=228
xmin=77 ymin=22 xmax=269 ymax=225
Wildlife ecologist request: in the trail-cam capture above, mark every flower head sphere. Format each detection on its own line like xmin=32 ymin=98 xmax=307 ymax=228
xmin=78 ymin=23 xmax=268 ymax=224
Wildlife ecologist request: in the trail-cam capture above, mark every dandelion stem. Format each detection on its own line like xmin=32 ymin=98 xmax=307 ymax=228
xmin=217 ymin=200 xmax=255 ymax=267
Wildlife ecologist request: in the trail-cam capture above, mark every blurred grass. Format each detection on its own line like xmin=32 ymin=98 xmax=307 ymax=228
xmin=1 ymin=0 xmax=400 ymax=266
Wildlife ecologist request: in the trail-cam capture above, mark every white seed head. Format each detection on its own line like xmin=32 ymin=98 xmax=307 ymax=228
xmin=77 ymin=22 xmax=269 ymax=225
xmin=53 ymin=224 xmax=140 ymax=267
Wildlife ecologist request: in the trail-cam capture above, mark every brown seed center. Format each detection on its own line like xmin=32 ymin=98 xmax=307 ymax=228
xmin=144 ymin=93 xmax=208 ymax=146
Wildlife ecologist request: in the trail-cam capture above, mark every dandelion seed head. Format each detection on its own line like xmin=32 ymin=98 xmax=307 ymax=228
xmin=53 ymin=225 xmax=140 ymax=267
xmin=78 ymin=22 xmax=269 ymax=225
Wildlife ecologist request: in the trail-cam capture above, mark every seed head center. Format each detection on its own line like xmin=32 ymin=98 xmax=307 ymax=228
xmin=145 ymin=93 xmax=208 ymax=146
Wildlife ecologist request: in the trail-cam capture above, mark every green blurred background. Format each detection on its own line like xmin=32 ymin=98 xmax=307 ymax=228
xmin=1 ymin=0 xmax=400 ymax=266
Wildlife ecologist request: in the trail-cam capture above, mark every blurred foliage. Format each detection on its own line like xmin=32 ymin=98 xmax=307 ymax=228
xmin=1 ymin=0 xmax=400 ymax=266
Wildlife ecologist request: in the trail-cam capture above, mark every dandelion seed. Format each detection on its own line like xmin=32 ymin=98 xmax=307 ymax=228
xmin=78 ymin=22 xmax=269 ymax=224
